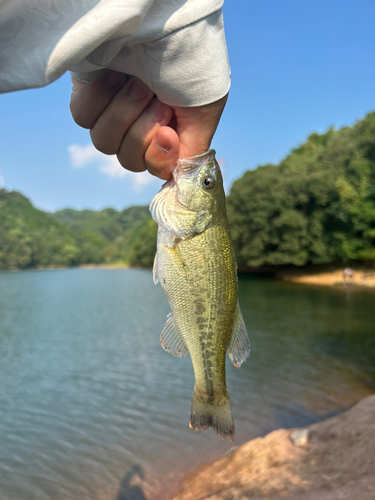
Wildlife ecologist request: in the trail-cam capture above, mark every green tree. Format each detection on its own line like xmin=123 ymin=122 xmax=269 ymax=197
xmin=128 ymin=219 xmax=158 ymax=267
xmin=227 ymin=112 xmax=375 ymax=267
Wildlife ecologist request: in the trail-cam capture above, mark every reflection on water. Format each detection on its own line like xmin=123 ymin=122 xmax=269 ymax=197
xmin=0 ymin=269 xmax=374 ymax=499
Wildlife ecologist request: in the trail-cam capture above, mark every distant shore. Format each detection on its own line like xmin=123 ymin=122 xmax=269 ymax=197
xmin=78 ymin=263 xmax=130 ymax=270
xmin=1 ymin=263 xmax=131 ymax=272
xmin=3 ymin=263 xmax=375 ymax=289
xmin=277 ymin=265 xmax=375 ymax=288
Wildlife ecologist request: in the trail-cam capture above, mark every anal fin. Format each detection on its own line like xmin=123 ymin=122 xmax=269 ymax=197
xmin=228 ymin=303 xmax=250 ymax=369
xmin=160 ymin=313 xmax=188 ymax=357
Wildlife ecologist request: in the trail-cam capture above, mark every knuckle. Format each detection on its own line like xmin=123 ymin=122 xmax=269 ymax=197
xmin=98 ymin=143 xmax=117 ymax=155
xmin=117 ymin=152 xmax=146 ymax=173
xmin=90 ymin=132 xmax=117 ymax=155
xmin=102 ymin=105 xmax=120 ymax=123
xmin=70 ymin=104 xmax=93 ymax=129
xmin=127 ymin=129 xmax=148 ymax=149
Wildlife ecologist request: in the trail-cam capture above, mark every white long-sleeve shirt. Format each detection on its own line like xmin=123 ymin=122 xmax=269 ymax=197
xmin=0 ymin=0 xmax=230 ymax=107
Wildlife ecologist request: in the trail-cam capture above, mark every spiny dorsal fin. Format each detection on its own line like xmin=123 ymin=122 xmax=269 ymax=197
xmin=160 ymin=313 xmax=188 ymax=357
xmin=228 ymin=303 xmax=250 ymax=369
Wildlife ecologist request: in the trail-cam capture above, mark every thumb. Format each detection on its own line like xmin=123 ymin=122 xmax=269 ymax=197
xmin=173 ymin=94 xmax=228 ymax=159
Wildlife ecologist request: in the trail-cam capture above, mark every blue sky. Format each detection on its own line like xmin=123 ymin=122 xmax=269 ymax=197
xmin=1 ymin=0 xmax=374 ymax=212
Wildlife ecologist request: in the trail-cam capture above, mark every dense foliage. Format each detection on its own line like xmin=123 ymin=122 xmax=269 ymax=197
xmin=0 ymin=190 xmax=155 ymax=269
xmin=227 ymin=112 xmax=375 ymax=267
xmin=0 ymin=190 xmax=82 ymax=269
xmin=1 ymin=112 xmax=374 ymax=270
xmin=53 ymin=205 xmax=154 ymax=265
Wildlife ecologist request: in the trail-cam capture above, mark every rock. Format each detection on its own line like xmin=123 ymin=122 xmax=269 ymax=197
xmin=224 ymin=446 xmax=238 ymax=456
xmin=166 ymin=395 xmax=375 ymax=500
xmin=289 ymin=429 xmax=309 ymax=446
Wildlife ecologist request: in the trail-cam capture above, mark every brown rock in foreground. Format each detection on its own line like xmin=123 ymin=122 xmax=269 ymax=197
xmin=167 ymin=395 xmax=375 ymax=500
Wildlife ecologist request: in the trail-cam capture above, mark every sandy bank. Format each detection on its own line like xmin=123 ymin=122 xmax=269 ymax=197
xmin=277 ymin=266 xmax=375 ymax=288
xmin=78 ymin=263 xmax=130 ymax=270
xmin=167 ymin=395 xmax=375 ymax=500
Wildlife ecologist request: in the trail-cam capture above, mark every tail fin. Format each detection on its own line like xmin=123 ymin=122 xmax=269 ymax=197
xmin=189 ymin=387 xmax=235 ymax=441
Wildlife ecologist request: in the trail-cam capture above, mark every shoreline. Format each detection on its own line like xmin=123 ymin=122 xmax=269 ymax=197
xmin=166 ymin=395 xmax=375 ymax=500
xmin=2 ymin=263 xmax=375 ymax=289
xmin=78 ymin=263 xmax=130 ymax=270
xmin=277 ymin=265 xmax=375 ymax=288
xmin=0 ymin=263 xmax=131 ymax=272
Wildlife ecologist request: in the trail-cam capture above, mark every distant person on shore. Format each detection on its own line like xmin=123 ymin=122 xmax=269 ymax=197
xmin=0 ymin=1 xmax=229 ymax=180
xmin=343 ymin=267 xmax=354 ymax=285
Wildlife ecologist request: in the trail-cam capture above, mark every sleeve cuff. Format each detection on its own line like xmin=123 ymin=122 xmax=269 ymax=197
xmin=71 ymin=9 xmax=231 ymax=108
xmin=142 ymin=9 xmax=231 ymax=107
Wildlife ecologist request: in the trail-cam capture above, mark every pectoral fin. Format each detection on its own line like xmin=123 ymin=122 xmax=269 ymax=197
xmin=228 ymin=303 xmax=250 ymax=369
xmin=160 ymin=313 xmax=188 ymax=357
xmin=153 ymin=253 xmax=159 ymax=285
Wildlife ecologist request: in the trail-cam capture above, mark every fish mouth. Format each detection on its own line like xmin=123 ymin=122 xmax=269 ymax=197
xmin=177 ymin=149 xmax=217 ymax=173
xmin=160 ymin=149 xmax=216 ymax=191
xmin=154 ymin=149 xmax=218 ymax=213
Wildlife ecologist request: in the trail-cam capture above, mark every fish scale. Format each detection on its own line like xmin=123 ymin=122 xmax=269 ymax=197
xmin=150 ymin=150 xmax=250 ymax=440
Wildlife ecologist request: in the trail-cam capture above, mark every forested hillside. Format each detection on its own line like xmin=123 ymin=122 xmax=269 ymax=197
xmin=227 ymin=111 xmax=375 ymax=267
xmin=52 ymin=206 xmax=155 ymax=265
xmin=1 ymin=112 xmax=374 ymax=270
xmin=0 ymin=190 xmax=83 ymax=269
xmin=0 ymin=190 xmax=156 ymax=269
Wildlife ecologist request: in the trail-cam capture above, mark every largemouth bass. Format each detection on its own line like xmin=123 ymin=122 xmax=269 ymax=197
xmin=149 ymin=150 xmax=250 ymax=441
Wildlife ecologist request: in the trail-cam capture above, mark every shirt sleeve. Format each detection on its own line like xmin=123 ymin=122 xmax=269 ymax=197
xmin=71 ymin=9 xmax=230 ymax=107
xmin=0 ymin=0 xmax=230 ymax=107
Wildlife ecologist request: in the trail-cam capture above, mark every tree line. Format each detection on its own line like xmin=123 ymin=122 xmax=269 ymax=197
xmin=0 ymin=111 xmax=374 ymax=270
xmin=0 ymin=190 xmax=156 ymax=269
xmin=227 ymin=111 xmax=375 ymax=268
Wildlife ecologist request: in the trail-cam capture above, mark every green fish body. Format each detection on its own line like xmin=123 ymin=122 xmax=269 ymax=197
xmin=150 ymin=150 xmax=250 ymax=441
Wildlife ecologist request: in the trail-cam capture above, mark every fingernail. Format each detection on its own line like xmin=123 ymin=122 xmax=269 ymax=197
xmin=155 ymin=133 xmax=171 ymax=154
xmin=130 ymin=80 xmax=150 ymax=101
xmin=105 ymin=71 xmax=125 ymax=89
xmin=148 ymin=99 xmax=169 ymax=123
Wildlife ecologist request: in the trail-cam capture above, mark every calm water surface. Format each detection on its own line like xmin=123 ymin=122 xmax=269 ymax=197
xmin=0 ymin=269 xmax=374 ymax=499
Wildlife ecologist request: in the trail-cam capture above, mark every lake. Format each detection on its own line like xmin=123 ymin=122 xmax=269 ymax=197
xmin=0 ymin=268 xmax=374 ymax=499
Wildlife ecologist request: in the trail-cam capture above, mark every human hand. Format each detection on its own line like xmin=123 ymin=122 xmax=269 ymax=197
xmin=70 ymin=70 xmax=227 ymax=180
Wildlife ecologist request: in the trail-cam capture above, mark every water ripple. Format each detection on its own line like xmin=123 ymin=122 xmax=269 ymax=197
xmin=0 ymin=269 xmax=374 ymax=499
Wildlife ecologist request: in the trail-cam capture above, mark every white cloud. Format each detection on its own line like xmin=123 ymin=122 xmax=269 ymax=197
xmin=69 ymin=144 xmax=101 ymax=168
xmin=68 ymin=144 xmax=157 ymax=191
xmin=133 ymin=171 xmax=157 ymax=192
xmin=98 ymin=155 xmax=128 ymax=178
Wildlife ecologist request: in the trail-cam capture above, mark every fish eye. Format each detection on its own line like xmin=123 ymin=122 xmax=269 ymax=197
xmin=202 ymin=176 xmax=215 ymax=190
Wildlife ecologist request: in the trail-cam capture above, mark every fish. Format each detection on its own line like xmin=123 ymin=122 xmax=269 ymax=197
xmin=149 ymin=150 xmax=250 ymax=441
